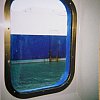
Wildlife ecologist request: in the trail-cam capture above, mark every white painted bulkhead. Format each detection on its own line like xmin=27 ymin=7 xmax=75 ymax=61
xmin=0 ymin=0 xmax=100 ymax=100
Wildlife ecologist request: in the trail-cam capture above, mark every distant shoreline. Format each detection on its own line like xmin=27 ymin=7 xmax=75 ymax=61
xmin=11 ymin=58 xmax=66 ymax=64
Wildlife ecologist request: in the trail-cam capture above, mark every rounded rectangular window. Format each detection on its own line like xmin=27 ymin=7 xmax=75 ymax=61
xmin=4 ymin=0 xmax=77 ymax=99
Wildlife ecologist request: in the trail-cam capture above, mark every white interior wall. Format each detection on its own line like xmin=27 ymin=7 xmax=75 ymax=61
xmin=98 ymin=22 xmax=100 ymax=99
xmin=75 ymin=0 xmax=100 ymax=100
xmin=0 ymin=1 xmax=5 ymax=100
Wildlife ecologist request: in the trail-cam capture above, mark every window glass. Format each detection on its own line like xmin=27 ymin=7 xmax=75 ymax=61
xmin=10 ymin=0 xmax=71 ymax=93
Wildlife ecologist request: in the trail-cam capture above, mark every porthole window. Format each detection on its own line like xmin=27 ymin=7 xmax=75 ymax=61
xmin=4 ymin=0 xmax=77 ymax=99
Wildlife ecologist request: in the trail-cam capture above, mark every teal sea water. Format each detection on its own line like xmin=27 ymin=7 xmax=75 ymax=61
xmin=11 ymin=61 xmax=66 ymax=92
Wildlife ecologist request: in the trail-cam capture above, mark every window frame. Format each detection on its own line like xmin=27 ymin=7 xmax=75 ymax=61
xmin=4 ymin=0 xmax=77 ymax=99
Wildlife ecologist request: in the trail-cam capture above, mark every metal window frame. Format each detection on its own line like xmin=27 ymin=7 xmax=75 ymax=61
xmin=4 ymin=0 xmax=77 ymax=99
